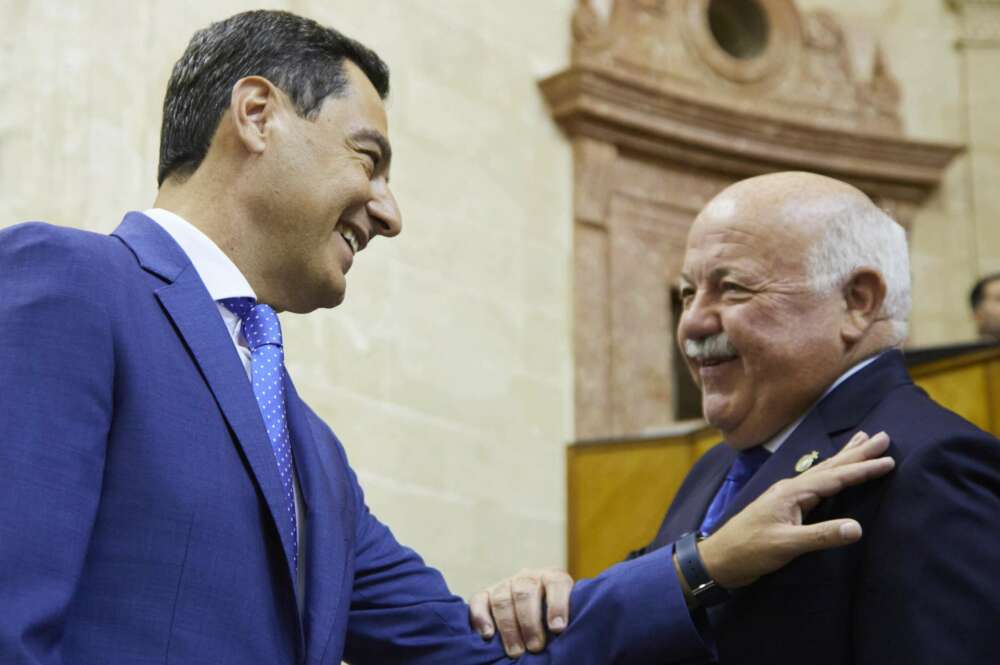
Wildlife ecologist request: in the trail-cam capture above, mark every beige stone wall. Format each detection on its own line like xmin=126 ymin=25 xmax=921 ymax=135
xmin=0 ymin=0 xmax=574 ymax=599
xmin=796 ymin=0 xmax=996 ymax=344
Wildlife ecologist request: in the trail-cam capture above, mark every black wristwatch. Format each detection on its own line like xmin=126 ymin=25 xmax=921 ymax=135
xmin=675 ymin=531 xmax=730 ymax=608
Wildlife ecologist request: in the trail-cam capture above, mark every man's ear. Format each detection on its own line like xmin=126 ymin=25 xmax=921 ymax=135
xmin=228 ymin=76 xmax=282 ymax=155
xmin=841 ymin=268 xmax=887 ymax=344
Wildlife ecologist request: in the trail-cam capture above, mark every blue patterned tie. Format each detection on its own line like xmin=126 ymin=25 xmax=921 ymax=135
xmin=699 ymin=446 xmax=771 ymax=536
xmin=220 ymin=298 xmax=297 ymax=570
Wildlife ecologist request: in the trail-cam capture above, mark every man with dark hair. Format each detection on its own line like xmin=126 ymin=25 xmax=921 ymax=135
xmin=971 ymin=272 xmax=1000 ymax=341
xmin=0 ymin=10 xmax=894 ymax=664
xmin=157 ymin=10 xmax=390 ymax=187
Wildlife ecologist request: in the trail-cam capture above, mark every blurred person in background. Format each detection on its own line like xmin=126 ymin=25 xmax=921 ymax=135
xmin=971 ymin=272 xmax=1000 ymax=341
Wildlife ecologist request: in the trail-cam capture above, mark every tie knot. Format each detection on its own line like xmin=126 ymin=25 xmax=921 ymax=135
xmin=220 ymin=297 xmax=283 ymax=351
xmin=728 ymin=445 xmax=771 ymax=483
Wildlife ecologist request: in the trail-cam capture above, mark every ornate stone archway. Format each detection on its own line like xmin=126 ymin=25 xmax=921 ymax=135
xmin=541 ymin=0 xmax=964 ymax=440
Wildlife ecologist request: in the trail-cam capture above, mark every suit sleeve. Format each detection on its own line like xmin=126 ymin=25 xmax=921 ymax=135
xmin=342 ymin=465 xmax=712 ymax=665
xmin=0 ymin=224 xmax=113 ymax=663
xmin=853 ymin=433 xmax=1000 ymax=664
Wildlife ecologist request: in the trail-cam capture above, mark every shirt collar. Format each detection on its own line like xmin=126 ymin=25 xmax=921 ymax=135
xmin=762 ymin=353 xmax=885 ymax=453
xmin=144 ymin=208 xmax=255 ymax=302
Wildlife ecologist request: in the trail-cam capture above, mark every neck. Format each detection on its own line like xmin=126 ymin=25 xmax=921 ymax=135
xmin=153 ymin=175 xmax=278 ymax=307
xmin=723 ymin=345 xmax=888 ymax=450
xmin=843 ymin=325 xmax=895 ymax=369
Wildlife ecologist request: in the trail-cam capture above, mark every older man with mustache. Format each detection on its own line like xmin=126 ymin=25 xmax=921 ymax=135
xmin=473 ymin=171 xmax=1000 ymax=665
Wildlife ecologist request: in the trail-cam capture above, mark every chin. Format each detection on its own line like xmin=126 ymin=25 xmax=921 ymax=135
xmin=316 ymin=287 xmax=346 ymax=311
xmin=702 ymin=399 xmax=751 ymax=443
xmin=312 ymin=273 xmax=347 ymax=311
xmin=282 ymin=285 xmax=345 ymax=314
xmin=701 ymin=394 xmax=730 ymax=426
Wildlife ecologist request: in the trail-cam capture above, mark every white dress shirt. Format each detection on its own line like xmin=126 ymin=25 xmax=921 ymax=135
xmin=145 ymin=208 xmax=306 ymax=612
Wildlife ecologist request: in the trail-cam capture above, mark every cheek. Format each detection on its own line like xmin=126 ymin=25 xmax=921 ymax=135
xmin=723 ymin=307 xmax=804 ymax=385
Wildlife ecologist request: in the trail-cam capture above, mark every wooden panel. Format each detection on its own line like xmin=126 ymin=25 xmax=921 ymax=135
xmin=914 ymin=365 xmax=991 ymax=432
xmin=566 ymin=424 xmax=718 ymax=579
xmin=910 ymin=347 xmax=1000 ymax=437
xmin=987 ymin=358 xmax=1000 ymax=435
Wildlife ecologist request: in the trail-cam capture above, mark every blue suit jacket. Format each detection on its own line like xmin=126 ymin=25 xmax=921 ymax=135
xmin=635 ymin=351 xmax=1000 ymax=664
xmin=0 ymin=214 xmax=710 ymax=664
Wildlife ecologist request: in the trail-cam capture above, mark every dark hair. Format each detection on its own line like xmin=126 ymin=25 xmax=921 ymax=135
xmin=971 ymin=273 xmax=1000 ymax=311
xmin=157 ymin=10 xmax=389 ymax=186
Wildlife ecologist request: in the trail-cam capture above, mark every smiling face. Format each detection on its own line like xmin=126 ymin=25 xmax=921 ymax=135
xmin=677 ymin=176 xmax=853 ymax=447
xmin=252 ymin=60 xmax=400 ymax=312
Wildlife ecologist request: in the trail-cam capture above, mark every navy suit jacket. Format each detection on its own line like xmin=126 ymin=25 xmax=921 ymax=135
xmin=636 ymin=351 xmax=1000 ymax=664
xmin=0 ymin=214 xmax=711 ymax=665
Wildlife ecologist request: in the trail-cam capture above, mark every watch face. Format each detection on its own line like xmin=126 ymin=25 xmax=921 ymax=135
xmin=694 ymin=579 xmax=730 ymax=607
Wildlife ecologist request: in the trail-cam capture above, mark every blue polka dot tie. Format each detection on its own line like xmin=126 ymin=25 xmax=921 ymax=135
xmin=220 ymin=298 xmax=297 ymax=571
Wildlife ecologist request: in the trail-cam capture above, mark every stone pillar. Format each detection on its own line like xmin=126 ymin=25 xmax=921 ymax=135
xmin=950 ymin=0 xmax=1000 ymax=275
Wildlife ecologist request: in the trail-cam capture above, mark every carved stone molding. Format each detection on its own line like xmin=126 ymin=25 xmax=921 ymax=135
xmin=542 ymin=65 xmax=961 ymax=206
xmin=545 ymin=0 xmax=964 ymax=440
xmin=681 ymin=0 xmax=803 ymax=84
xmin=948 ymin=0 xmax=1000 ymax=48
xmin=568 ymin=0 xmax=917 ymax=135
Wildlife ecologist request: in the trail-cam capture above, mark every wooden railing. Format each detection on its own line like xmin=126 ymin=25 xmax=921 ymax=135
xmin=566 ymin=344 xmax=1000 ymax=578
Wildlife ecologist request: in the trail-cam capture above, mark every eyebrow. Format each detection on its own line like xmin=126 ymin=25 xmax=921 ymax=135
xmin=677 ymin=267 xmax=736 ymax=287
xmin=350 ymin=129 xmax=392 ymax=170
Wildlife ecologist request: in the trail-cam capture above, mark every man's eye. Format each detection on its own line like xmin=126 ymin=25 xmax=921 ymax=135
xmin=721 ymin=282 xmax=745 ymax=292
xmin=360 ymin=152 xmax=378 ymax=174
xmin=679 ymin=288 xmax=695 ymax=304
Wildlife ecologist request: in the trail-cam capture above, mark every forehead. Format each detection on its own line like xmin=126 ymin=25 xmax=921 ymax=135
xmin=681 ymin=193 xmax=812 ymax=279
xmin=316 ymin=60 xmax=388 ymax=135
xmin=985 ymin=279 xmax=1000 ymax=298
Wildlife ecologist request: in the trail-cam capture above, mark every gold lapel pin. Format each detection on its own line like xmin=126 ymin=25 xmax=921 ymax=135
xmin=795 ymin=451 xmax=820 ymax=473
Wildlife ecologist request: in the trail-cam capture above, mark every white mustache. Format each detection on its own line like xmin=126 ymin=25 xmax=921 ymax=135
xmin=684 ymin=333 xmax=737 ymax=361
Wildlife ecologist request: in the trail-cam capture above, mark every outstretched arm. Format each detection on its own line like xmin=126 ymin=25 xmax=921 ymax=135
xmin=342 ymin=462 xmax=710 ymax=664
xmin=470 ymin=431 xmax=894 ymax=657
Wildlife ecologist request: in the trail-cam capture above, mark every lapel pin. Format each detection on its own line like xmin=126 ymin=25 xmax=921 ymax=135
xmin=795 ymin=451 xmax=820 ymax=474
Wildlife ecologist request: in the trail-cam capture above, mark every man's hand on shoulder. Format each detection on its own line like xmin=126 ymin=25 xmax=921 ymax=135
xmin=466 ymin=431 xmax=895 ymax=655
xmin=468 ymin=567 xmax=574 ymax=658
xmin=698 ymin=430 xmax=894 ymax=590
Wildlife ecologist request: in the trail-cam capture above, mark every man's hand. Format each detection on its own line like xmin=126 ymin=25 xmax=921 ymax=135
xmin=697 ymin=430 xmax=894 ymax=590
xmin=468 ymin=567 xmax=574 ymax=658
xmin=469 ymin=430 xmax=894 ymax=655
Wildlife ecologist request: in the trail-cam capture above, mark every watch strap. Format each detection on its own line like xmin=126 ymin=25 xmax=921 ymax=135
xmin=675 ymin=531 xmax=730 ymax=608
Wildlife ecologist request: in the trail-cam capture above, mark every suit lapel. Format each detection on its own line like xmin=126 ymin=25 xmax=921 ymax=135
xmin=284 ymin=376 xmax=351 ymax=665
xmin=711 ymin=351 xmax=913 ymax=531
xmin=817 ymin=350 xmax=912 ymax=437
xmin=113 ymin=212 xmax=301 ymax=601
xmin=715 ymin=411 xmax=839 ymax=530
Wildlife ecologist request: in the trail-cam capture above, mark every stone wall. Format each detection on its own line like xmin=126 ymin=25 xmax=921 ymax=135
xmin=797 ymin=0 xmax=998 ymax=343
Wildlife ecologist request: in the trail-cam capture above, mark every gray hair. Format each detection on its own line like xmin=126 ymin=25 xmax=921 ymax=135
xmin=805 ymin=203 xmax=911 ymax=345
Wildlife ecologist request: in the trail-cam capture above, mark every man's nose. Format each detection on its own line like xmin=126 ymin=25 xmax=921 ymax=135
xmin=367 ymin=182 xmax=402 ymax=238
xmin=678 ymin=292 xmax=722 ymax=343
